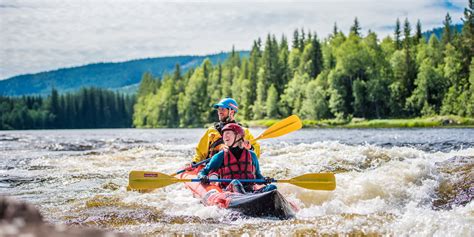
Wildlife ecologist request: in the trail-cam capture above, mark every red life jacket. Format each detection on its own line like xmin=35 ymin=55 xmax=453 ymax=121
xmin=217 ymin=148 xmax=256 ymax=187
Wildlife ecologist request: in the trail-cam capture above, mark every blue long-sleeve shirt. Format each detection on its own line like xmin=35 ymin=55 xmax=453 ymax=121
xmin=198 ymin=149 xmax=264 ymax=179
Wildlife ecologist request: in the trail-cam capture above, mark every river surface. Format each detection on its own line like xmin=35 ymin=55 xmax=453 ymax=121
xmin=1 ymin=128 xmax=473 ymax=236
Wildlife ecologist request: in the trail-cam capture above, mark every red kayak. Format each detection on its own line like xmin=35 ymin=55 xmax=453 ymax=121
xmin=179 ymin=166 xmax=298 ymax=219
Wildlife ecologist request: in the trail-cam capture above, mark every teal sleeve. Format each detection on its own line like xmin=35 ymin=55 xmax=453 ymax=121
xmin=251 ymin=151 xmax=264 ymax=179
xmin=198 ymin=151 xmax=224 ymax=177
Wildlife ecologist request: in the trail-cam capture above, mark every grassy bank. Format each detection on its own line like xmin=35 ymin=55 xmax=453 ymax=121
xmin=242 ymin=116 xmax=474 ymax=128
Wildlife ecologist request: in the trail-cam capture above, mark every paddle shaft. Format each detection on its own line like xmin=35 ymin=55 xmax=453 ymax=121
xmin=171 ymin=158 xmax=210 ymax=176
xmin=186 ymin=178 xmax=269 ymax=183
xmin=129 ymin=170 xmax=336 ymax=191
xmin=178 ymin=178 xmax=335 ymax=183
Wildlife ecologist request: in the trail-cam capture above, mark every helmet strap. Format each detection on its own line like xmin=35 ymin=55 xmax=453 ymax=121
xmin=230 ymin=134 xmax=243 ymax=148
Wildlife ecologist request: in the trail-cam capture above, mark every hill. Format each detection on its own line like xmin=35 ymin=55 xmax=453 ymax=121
xmin=0 ymin=52 xmax=249 ymax=96
xmin=422 ymin=24 xmax=463 ymax=40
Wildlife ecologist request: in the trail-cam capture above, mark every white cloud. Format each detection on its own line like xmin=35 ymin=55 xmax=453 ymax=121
xmin=0 ymin=0 xmax=467 ymax=79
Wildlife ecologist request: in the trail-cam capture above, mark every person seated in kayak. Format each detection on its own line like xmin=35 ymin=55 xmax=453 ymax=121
xmin=185 ymin=97 xmax=260 ymax=170
xmin=197 ymin=123 xmax=276 ymax=194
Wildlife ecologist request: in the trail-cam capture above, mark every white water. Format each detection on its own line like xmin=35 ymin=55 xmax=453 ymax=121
xmin=0 ymin=128 xmax=473 ymax=236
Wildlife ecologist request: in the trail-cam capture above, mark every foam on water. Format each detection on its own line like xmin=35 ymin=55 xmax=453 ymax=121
xmin=1 ymin=129 xmax=473 ymax=236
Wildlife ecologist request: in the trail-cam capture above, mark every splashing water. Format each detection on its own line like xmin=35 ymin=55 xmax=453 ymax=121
xmin=0 ymin=128 xmax=473 ymax=236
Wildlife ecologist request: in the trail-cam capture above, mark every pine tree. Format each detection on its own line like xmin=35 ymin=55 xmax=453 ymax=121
xmin=403 ymin=18 xmax=417 ymax=97
xmin=253 ymin=68 xmax=266 ymax=119
xmin=350 ymin=17 xmax=361 ymax=36
xmin=278 ymin=35 xmax=290 ymax=95
xmin=441 ymin=13 xmax=453 ymax=46
xmin=299 ymin=28 xmax=306 ymax=51
xmin=47 ymin=88 xmax=60 ymax=128
xmin=415 ymin=20 xmax=423 ymax=44
xmin=137 ymin=72 xmax=158 ymax=97
xmin=309 ymin=34 xmax=323 ymax=79
xmin=394 ymin=18 xmax=402 ymax=50
xmin=248 ymin=40 xmax=262 ymax=104
xmin=292 ymin=29 xmax=300 ymax=49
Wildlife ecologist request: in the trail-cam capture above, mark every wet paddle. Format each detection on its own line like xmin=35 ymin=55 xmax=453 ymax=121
xmin=128 ymin=171 xmax=335 ymax=191
xmin=169 ymin=115 xmax=303 ymax=176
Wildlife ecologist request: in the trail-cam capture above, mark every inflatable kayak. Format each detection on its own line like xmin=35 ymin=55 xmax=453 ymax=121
xmin=179 ymin=166 xmax=298 ymax=219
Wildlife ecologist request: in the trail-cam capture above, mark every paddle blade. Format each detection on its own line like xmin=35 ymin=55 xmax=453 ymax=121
xmin=252 ymin=115 xmax=302 ymax=142
xmin=128 ymin=171 xmax=186 ymax=190
xmin=279 ymin=173 xmax=336 ymax=191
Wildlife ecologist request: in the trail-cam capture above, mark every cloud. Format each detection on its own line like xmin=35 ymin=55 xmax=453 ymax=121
xmin=0 ymin=0 xmax=467 ymax=79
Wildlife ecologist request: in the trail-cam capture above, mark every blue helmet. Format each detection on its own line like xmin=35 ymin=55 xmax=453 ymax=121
xmin=213 ymin=97 xmax=238 ymax=113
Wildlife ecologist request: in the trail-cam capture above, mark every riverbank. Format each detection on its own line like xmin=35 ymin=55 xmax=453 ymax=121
xmin=243 ymin=115 xmax=474 ymax=128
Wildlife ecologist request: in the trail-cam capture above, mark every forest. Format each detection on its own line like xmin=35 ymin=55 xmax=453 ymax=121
xmin=0 ymin=88 xmax=135 ymax=129
xmin=133 ymin=4 xmax=473 ymax=128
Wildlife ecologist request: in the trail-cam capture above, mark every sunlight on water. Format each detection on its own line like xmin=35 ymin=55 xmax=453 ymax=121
xmin=0 ymin=128 xmax=473 ymax=236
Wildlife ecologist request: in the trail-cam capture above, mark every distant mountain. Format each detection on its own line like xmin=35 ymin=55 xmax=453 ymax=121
xmin=0 ymin=52 xmax=249 ymax=96
xmin=422 ymin=24 xmax=463 ymax=40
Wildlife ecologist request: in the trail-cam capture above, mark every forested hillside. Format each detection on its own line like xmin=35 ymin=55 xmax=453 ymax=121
xmin=0 ymin=52 xmax=246 ymax=96
xmin=134 ymin=8 xmax=473 ymax=128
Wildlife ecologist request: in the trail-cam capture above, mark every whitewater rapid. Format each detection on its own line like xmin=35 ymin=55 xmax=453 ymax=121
xmin=0 ymin=128 xmax=472 ymax=236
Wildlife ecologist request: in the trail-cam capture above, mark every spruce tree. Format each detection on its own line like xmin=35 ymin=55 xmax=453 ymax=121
xmin=394 ymin=18 xmax=402 ymax=50
xmin=415 ymin=20 xmax=423 ymax=44
xmin=441 ymin=13 xmax=453 ymax=46
xmin=350 ymin=17 xmax=361 ymax=36
xmin=292 ymin=29 xmax=300 ymax=49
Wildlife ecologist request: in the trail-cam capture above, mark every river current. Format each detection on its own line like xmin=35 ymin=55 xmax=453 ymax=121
xmin=0 ymin=128 xmax=473 ymax=236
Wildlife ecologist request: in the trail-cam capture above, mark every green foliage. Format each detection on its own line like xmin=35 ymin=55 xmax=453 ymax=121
xmin=131 ymin=3 xmax=473 ymax=128
xmin=1 ymin=88 xmax=135 ymax=130
xmin=253 ymin=68 xmax=267 ymax=119
xmin=394 ymin=18 xmax=402 ymax=50
xmin=266 ymin=85 xmax=279 ymax=118
xmin=281 ymin=72 xmax=310 ymax=116
xmin=350 ymin=17 xmax=362 ymax=37
xmin=442 ymin=13 xmax=453 ymax=46
xmin=300 ymin=77 xmax=330 ymax=119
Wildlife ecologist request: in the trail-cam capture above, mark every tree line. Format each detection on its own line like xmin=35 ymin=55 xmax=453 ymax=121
xmin=2 ymin=1 xmax=472 ymax=130
xmin=133 ymin=1 xmax=474 ymax=128
xmin=0 ymin=88 xmax=135 ymax=129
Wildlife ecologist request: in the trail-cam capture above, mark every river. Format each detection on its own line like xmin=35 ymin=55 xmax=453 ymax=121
xmin=1 ymin=128 xmax=473 ymax=236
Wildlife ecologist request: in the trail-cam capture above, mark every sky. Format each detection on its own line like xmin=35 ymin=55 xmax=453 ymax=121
xmin=0 ymin=0 xmax=467 ymax=80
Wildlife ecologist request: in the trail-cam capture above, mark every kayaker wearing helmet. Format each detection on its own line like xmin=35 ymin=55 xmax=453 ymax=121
xmin=197 ymin=123 xmax=276 ymax=194
xmin=185 ymin=97 xmax=260 ymax=170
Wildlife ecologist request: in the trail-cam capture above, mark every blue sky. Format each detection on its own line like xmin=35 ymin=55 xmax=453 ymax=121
xmin=0 ymin=0 xmax=467 ymax=80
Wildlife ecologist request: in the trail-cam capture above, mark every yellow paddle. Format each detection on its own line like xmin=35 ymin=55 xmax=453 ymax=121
xmin=251 ymin=115 xmax=302 ymax=143
xmin=128 ymin=171 xmax=336 ymax=191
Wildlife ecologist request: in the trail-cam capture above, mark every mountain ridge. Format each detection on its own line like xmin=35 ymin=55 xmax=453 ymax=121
xmin=0 ymin=51 xmax=249 ymax=96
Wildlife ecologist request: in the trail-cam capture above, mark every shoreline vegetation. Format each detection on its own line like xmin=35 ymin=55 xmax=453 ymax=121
xmin=242 ymin=115 xmax=474 ymax=128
